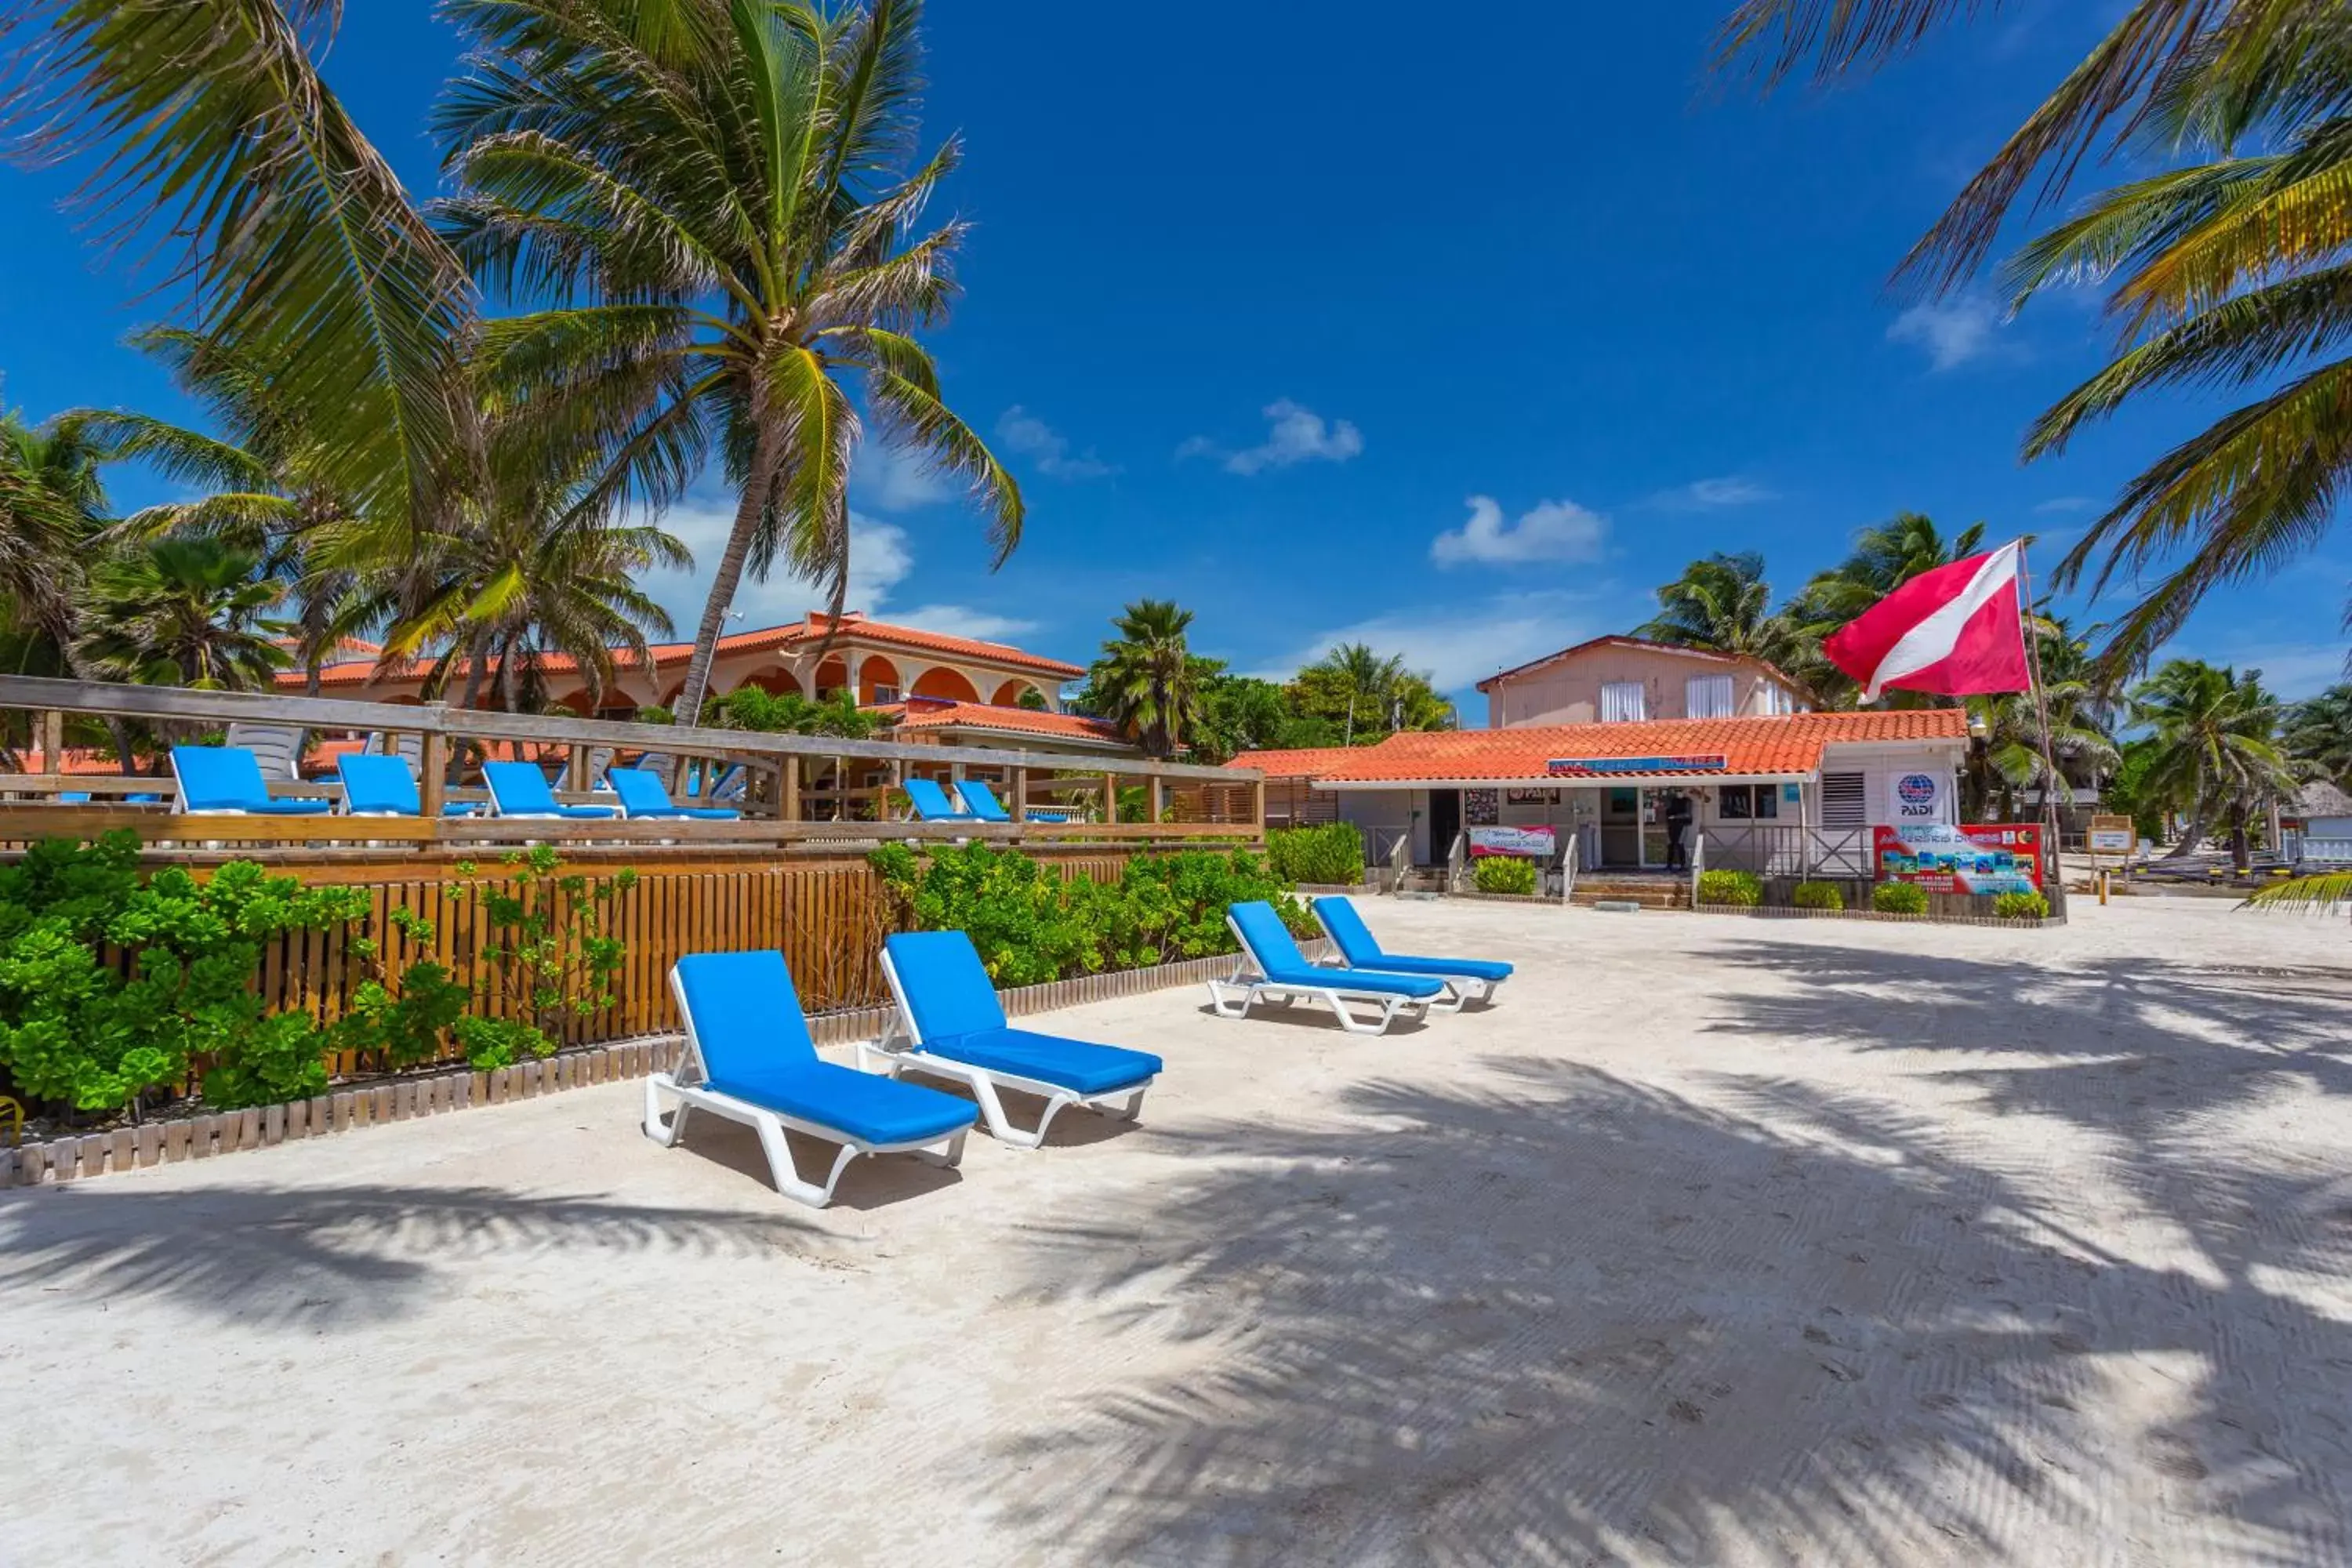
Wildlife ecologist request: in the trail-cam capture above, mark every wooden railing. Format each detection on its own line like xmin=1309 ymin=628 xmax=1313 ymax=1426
xmin=0 ymin=674 xmax=1265 ymax=855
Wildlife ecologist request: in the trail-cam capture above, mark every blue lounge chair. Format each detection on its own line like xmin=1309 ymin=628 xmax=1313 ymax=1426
xmin=648 ymin=950 xmax=976 ymax=1207
xmin=955 ymin=779 xmax=1015 ymax=823
xmin=1208 ymin=899 xmax=1447 ymax=1036
xmin=482 ymin=760 xmax=618 ymax=819
xmin=902 ymin=776 xmax=978 ymax=822
xmin=869 ymin=931 xmax=1161 ymax=1148
xmin=605 ymin=766 xmax=742 ymax=822
xmin=1312 ymin=895 xmax=1513 ymax=1004
xmin=337 ymin=753 xmax=481 ymax=817
xmin=169 ymin=746 xmax=334 ymax=815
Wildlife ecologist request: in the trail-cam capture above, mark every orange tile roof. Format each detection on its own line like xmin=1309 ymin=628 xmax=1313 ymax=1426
xmin=1474 ymin=634 xmax=1803 ymax=695
xmin=1270 ymin=710 xmax=1967 ymax=784
xmin=280 ymin=611 xmax=1083 ymax=690
xmin=1226 ymin=746 xmax=1378 ymax=779
xmin=872 ymin=699 xmax=1129 ymax=746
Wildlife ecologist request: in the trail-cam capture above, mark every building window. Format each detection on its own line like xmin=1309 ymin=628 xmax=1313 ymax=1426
xmin=1686 ymin=674 xmax=1735 ymax=720
xmin=1601 ymin=681 xmax=1646 ymax=724
xmin=1716 ymin=784 xmax=1779 ymax=821
xmin=1820 ymin=771 xmax=1865 ymax=829
xmin=869 ymin=684 xmax=900 ymax=703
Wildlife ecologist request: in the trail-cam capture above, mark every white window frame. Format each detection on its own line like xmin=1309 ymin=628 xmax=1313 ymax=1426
xmin=1600 ymin=681 xmax=1647 ymax=724
xmin=1685 ymin=673 xmax=1735 ymax=720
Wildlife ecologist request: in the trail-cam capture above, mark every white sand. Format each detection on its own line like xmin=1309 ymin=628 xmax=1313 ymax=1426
xmin=4 ymin=895 xmax=2350 ymax=1566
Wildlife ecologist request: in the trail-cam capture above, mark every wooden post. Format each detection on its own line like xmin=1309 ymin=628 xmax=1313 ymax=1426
xmin=1149 ymin=772 xmax=1165 ymax=826
xmin=890 ymin=757 xmax=905 ymax=822
xmin=418 ymin=717 xmax=448 ymax=819
xmin=1252 ymin=776 xmax=1267 ymax=838
xmin=1102 ymin=770 xmax=1117 ymax=826
xmin=567 ymin=745 xmax=590 ymax=792
xmin=780 ymin=756 xmax=800 ymax=823
xmin=41 ymin=709 xmax=62 ymax=772
xmin=1011 ymin=767 xmax=1029 ymax=823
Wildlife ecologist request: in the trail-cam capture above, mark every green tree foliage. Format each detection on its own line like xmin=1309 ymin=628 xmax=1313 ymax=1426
xmin=1289 ymin=643 xmax=1454 ymax=745
xmin=1962 ymin=620 xmax=2121 ymax=821
xmin=2129 ymin=659 xmax=2303 ymax=871
xmin=1696 ymin=869 xmax=1764 ymax=906
xmin=434 ymin=0 xmax=1022 ymax=728
xmin=1871 ymin=881 xmax=1929 ymax=915
xmin=869 ymin=842 xmax=1305 ymax=986
xmin=2281 ymin=684 xmax=2352 ymax=787
xmin=1791 ymin=880 xmax=1845 ymax=910
xmin=1994 ymin=891 xmax=2051 ymax=921
xmin=1636 ymin=550 xmax=1804 ymax=670
xmin=704 ymin=685 xmax=882 ymax=739
xmin=76 ymin=537 xmax=292 ymax=691
xmin=1089 ymin=599 xmax=1205 ymax=757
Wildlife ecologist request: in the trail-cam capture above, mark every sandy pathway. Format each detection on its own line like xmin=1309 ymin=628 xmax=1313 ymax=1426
xmin=3 ymin=895 xmax=2349 ymax=1566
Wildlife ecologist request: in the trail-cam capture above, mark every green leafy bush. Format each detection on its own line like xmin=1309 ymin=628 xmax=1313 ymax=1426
xmin=1267 ymin=823 xmax=1364 ymax=886
xmin=870 ymin=842 xmax=1305 ymax=987
xmin=0 ymin=833 xmax=367 ymax=1116
xmin=1696 ymin=869 xmax=1763 ymax=907
xmin=1871 ymin=881 xmax=1929 ymax=915
xmin=1791 ymin=880 xmax=1845 ymax=911
xmin=1472 ymin=855 xmax=1538 ymax=895
xmin=1993 ymin=890 xmax=2050 ymax=920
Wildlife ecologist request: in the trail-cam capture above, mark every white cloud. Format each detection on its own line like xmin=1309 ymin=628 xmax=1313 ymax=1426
xmin=1645 ymin=476 xmax=1777 ymax=511
xmin=2183 ymin=641 xmax=2348 ymax=699
xmin=851 ymin=445 xmax=955 ymax=512
xmin=1430 ymin=495 xmax=1609 ymax=567
xmin=2034 ymin=495 xmax=2097 ymax=515
xmin=1887 ymin=295 xmax=2005 ymax=371
xmin=1251 ymin=594 xmax=1604 ymax=695
xmin=1182 ymin=398 xmax=1364 ymax=475
xmin=996 ymin=406 xmax=1118 ymax=480
xmin=887 ymin=604 xmax=1042 ymax=644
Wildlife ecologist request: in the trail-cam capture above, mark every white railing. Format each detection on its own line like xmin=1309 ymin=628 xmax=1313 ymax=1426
xmin=1699 ymin=825 xmax=1872 ymax=880
xmin=1387 ymin=831 xmax=1412 ymax=893
xmin=1446 ymin=831 xmax=1468 ymax=894
xmin=1559 ymin=832 xmax=1579 ymax=905
xmin=1689 ymin=832 xmax=1706 ymax=907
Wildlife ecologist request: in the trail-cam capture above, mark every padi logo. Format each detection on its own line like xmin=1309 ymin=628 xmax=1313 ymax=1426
xmin=1895 ymin=773 xmax=1940 ymax=817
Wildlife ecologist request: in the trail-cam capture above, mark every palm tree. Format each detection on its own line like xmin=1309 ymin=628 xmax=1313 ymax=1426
xmin=1717 ymin=2 xmax=2352 ymax=669
xmin=1091 ymin=600 xmax=1203 ymax=758
xmin=2129 ymin=659 xmax=2302 ymax=872
xmin=2283 ymin=684 xmax=2352 ymax=787
xmin=0 ymin=412 xmax=108 ymax=669
xmin=1791 ymin=514 xmax=1988 ymax=704
xmin=1963 ymin=622 xmax=2120 ymax=822
xmin=77 ymin=537 xmax=292 ymax=691
xmin=1636 ymin=551 xmax=1802 ymax=667
xmin=9 ymin=2 xmax=477 ymax=532
xmin=433 ymin=0 xmax=1022 ymax=731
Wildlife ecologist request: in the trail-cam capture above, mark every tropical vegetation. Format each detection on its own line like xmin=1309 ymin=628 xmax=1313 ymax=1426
xmin=2125 ymin=658 xmax=2300 ymax=872
xmin=1472 ymin=855 xmax=1538 ymax=896
xmin=1265 ymin=823 xmax=1366 ymax=887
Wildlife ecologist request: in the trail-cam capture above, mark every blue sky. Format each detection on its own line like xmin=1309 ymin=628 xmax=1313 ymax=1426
xmin=2 ymin=2 xmax=2341 ymax=712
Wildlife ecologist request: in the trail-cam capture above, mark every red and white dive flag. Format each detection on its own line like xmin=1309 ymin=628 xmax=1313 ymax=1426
xmin=1823 ymin=541 xmax=2031 ymax=701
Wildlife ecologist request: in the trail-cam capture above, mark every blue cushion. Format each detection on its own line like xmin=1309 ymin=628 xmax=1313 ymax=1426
xmin=903 ymin=777 xmax=977 ymax=822
xmin=339 ymin=753 xmax=422 ymax=815
xmin=924 ymin=1026 xmax=1160 ymax=1095
xmin=607 ymin=767 xmax=742 ymax=821
xmin=886 ymin=931 xmax=1008 ymax=1040
xmin=674 ymin=950 xmax=975 ymax=1145
xmin=172 ymin=746 xmax=335 ymax=814
xmin=485 ymin=760 xmax=619 ymax=818
xmin=1312 ymin=896 xmax=1514 ymax=982
xmin=956 ymin=779 xmax=1014 ymax=822
xmin=1230 ymin=900 xmax=1446 ymax=999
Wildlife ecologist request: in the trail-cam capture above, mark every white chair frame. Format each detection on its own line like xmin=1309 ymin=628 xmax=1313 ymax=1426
xmin=1306 ymin=906 xmax=1505 ymax=1005
xmin=1204 ymin=913 xmax=1448 ymax=1036
xmin=643 ymin=969 xmax=970 ymax=1208
xmin=859 ymin=949 xmax=1151 ymax=1149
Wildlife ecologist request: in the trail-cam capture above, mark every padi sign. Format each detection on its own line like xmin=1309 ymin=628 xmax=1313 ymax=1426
xmin=1887 ymin=769 xmax=1947 ymax=822
xmin=1546 ymin=754 xmax=1729 ymax=776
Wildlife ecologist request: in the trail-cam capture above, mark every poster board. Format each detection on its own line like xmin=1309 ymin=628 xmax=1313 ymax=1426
xmin=1872 ymin=822 xmax=2042 ymax=894
xmin=1469 ymin=825 xmax=1556 ymax=859
xmin=2088 ymin=814 xmax=2134 ymax=856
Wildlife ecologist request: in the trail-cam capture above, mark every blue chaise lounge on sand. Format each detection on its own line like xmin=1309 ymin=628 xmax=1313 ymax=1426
xmin=1312 ymin=895 xmax=1513 ymax=1004
xmin=605 ymin=766 xmax=742 ymax=822
xmin=483 ymin=760 xmax=619 ymax=819
xmin=336 ymin=753 xmax=482 ymax=817
xmin=648 ymin=949 xmax=978 ymax=1207
xmin=170 ymin=746 xmax=334 ymax=815
xmin=902 ymin=776 xmax=978 ymax=823
xmin=1208 ymin=899 xmax=1450 ymax=1036
xmin=869 ymin=931 xmax=1161 ymax=1148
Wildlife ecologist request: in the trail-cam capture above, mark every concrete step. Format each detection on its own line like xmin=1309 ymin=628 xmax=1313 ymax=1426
xmin=1570 ymin=878 xmax=1691 ymax=911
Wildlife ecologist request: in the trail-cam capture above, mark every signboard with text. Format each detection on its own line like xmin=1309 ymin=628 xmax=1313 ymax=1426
xmin=1469 ymin=825 xmax=1557 ymax=858
xmin=2088 ymin=814 xmax=2134 ymax=855
xmin=1871 ymin=822 xmax=2042 ymax=894
xmin=1547 ymin=755 xmax=1728 ymax=776
xmin=1886 ymin=768 xmax=1949 ymax=824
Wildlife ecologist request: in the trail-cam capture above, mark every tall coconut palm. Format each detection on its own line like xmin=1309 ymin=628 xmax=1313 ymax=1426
xmin=0 ymin=412 xmax=108 ymax=666
xmin=77 ymin=537 xmax=292 ymax=691
xmin=1091 ymin=600 xmax=1203 ymax=758
xmin=2129 ymin=658 xmax=2302 ymax=871
xmin=433 ymin=0 xmax=1022 ymax=731
xmin=1962 ymin=622 xmax=2121 ymax=822
xmin=1635 ymin=551 xmax=1803 ymax=668
xmin=5 ymin=2 xmax=477 ymax=532
xmin=2283 ymin=684 xmax=2352 ymax=787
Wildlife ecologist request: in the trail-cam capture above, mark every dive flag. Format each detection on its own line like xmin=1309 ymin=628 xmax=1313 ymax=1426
xmin=1823 ymin=542 xmax=2031 ymax=701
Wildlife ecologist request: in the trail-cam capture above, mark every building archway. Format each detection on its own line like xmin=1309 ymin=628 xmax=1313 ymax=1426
xmin=990 ymin=678 xmax=1046 ymax=709
xmin=814 ymin=656 xmax=851 ymax=700
xmin=857 ymin=655 xmax=902 ymax=704
xmin=910 ymin=666 xmax=980 ymax=703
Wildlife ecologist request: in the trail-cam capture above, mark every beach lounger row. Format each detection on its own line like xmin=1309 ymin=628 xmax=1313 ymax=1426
xmin=164 ymin=745 xmax=742 ymax=823
xmin=1207 ymin=898 xmax=1513 ymax=1035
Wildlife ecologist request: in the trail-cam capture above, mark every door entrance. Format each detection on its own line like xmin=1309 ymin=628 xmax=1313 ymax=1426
xmin=1426 ymin=789 xmax=1461 ymax=866
xmin=1600 ymin=787 xmax=1642 ymax=868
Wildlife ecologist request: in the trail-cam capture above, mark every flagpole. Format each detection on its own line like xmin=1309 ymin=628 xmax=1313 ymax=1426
xmin=2018 ymin=541 xmax=2066 ymax=906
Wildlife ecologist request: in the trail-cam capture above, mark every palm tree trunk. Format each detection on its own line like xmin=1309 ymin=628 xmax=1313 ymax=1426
xmin=674 ymin=427 xmax=786 ymax=732
xmin=2228 ymin=801 xmax=2251 ymax=874
xmin=2162 ymin=806 xmax=2211 ymax=860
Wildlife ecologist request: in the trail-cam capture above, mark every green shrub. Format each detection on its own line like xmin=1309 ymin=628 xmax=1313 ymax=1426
xmin=1791 ymin=880 xmax=1845 ymax=911
xmin=1993 ymin=890 xmax=2050 ymax=920
xmin=1871 ymin=881 xmax=1929 ymax=915
xmin=870 ymin=842 xmax=1305 ymax=987
xmin=1695 ymin=869 xmax=1763 ymax=907
xmin=1472 ymin=855 xmax=1538 ymax=895
xmin=1267 ymin=823 xmax=1363 ymax=886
